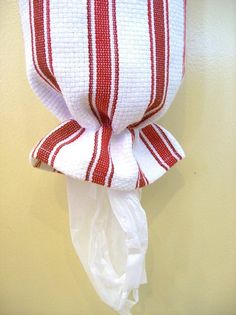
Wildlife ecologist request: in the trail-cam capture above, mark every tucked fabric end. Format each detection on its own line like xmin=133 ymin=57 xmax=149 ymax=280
xmin=30 ymin=119 xmax=185 ymax=191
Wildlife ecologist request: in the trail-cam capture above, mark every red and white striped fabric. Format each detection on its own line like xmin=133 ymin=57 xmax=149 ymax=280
xmin=20 ymin=1 xmax=186 ymax=314
xmin=20 ymin=0 xmax=186 ymax=190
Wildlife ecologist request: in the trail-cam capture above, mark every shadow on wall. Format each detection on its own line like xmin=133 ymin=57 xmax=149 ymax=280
xmin=137 ymin=1 xmax=212 ymax=313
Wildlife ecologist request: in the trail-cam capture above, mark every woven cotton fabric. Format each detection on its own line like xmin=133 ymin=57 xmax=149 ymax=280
xmin=20 ymin=0 xmax=186 ymax=190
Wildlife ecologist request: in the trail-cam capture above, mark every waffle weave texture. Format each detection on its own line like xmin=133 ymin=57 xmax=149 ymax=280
xmin=20 ymin=0 xmax=186 ymax=191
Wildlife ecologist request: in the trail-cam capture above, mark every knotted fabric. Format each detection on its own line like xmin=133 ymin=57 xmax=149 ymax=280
xmin=19 ymin=0 xmax=186 ymax=313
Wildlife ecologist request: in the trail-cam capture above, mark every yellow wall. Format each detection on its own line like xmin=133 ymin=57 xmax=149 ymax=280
xmin=1 ymin=1 xmax=236 ymax=314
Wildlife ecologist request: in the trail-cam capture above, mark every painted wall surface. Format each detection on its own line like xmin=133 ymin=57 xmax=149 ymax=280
xmin=1 ymin=1 xmax=236 ymax=314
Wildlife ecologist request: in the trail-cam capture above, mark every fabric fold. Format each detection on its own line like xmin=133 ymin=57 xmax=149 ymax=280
xmin=30 ymin=119 xmax=184 ymax=191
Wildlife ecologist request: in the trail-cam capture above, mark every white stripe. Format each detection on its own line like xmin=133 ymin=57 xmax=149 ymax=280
xmin=155 ymin=124 xmax=185 ymax=159
xmin=164 ymin=0 xmax=185 ymax=108
xmin=112 ymin=0 xmax=151 ymax=133
xmin=132 ymin=132 xmax=166 ymax=184
xmin=107 ymin=0 xmax=116 ymax=119
xmin=48 ymin=129 xmax=82 ymax=166
xmin=162 ymin=0 xmax=169 ymax=107
xmin=140 ymin=131 xmax=169 ymax=169
xmin=90 ymin=0 xmax=100 ymax=122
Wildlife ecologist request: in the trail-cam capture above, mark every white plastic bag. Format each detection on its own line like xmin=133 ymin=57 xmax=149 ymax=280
xmin=66 ymin=177 xmax=148 ymax=315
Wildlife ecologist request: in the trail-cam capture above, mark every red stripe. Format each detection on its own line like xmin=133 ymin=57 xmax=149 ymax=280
xmin=130 ymin=0 xmax=170 ymax=127
xmin=107 ymin=0 xmax=119 ymax=186
xmin=135 ymin=171 xmax=140 ymax=189
xmin=139 ymin=3 xmax=170 ymax=121
xmin=87 ymin=1 xmax=114 ymax=186
xmin=128 ymin=0 xmax=156 ymax=131
xmin=157 ymin=0 xmax=170 ymax=114
xmin=92 ymin=127 xmax=112 ymax=185
xmin=138 ymin=164 xmax=149 ymax=187
xmin=142 ymin=125 xmax=177 ymax=167
xmin=31 ymin=0 xmax=60 ymax=91
xmin=144 ymin=0 xmax=170 ymax=119
xmin=146 ymin=0 xmax=155 ymax=111
xmin=110 ymin=0 xmax=119 ymax=121
xmin=137 ymin=165 xmax=148 ymax=188
xmin=140 ymin=132 xmax=168 ymax=171
xmin=36 ymin=120 xmax=81 ymax=163
xmin=87 ymin=0 xmax=100 ymax=122
xmin=51 ymin=128 xmax=85 ymax=167
xmin=107 ymin=161 xmax=114 ymax=188
xmin=94 ymin=0 xmax=112 ymax=124
xmin=85 ymin=130 xmax=99 ymax=181
xmin=155 ymin=125 xmax=182 ymax=160
xmin=144 ymin=0 xmax=166 ymax=115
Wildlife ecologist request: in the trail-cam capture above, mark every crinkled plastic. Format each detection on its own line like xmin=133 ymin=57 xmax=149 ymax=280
xmin=66 ymin=177 xmax=148 ymax=315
